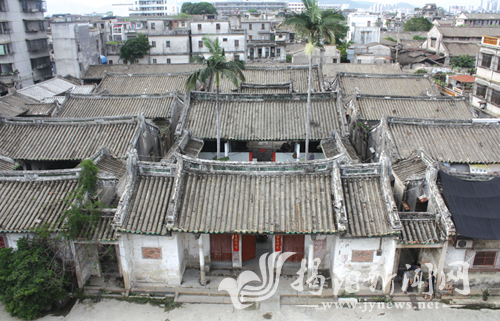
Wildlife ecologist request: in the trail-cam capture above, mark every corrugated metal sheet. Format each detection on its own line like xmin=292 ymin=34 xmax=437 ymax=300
xmin=0 ymin=177 xmax=78 ymax=232
xmin=120 ymin=174 xmax=175 ymax=235
xmin=215 ymin=67 xmax=321 ymax=93
xmin=82 ymin=64 xmax=201 ymax=80
xmin=388 ymin=120 xmax=500 ymax=163
xmin=339 ymin=73 xmax=438 ymax=96
xmin=70 ymin=85 xmax=95 ymax=95
xmin=323 ymin=64 xmax=402 ymax=80
xmin=356 ymin=96 xmax=473 ymax=121
xmin=399 ymin=214 xmax=443 ymax=244
xmin=0 ymin=117 xmax=141 ymax=161
xmin=58 ymin=95 xmax=177 ymax=119
xmin=183 ymin=93 xmax=340 ymax=141
xmin=443 ymin=42 xmax=480 ymax=57
xmin=172 ymin=171 xmax=337 ymax=234
xmin=342 ymin=176 xmax=395 ymax=237
xmin=96 ymin=73 xmax=189 ymax=94
xmin=17 ymin=77 xmax=75 ymax=101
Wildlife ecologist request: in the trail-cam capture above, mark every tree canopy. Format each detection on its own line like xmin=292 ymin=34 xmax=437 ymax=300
xmin=0 ymin=237 xmax=70 ymax=320
xmin=119 ymin=34 xmax=151 ymax=64
xmin=181 ymin=2 xmax=217 ymax=15
xmin=403 ymin=17 xmax=433 ymax=32
xmin=451 ymin=55 xmax=476 ymax=69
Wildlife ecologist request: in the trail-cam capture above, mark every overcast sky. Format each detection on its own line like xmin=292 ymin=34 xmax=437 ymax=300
xmin=44 ymin=0 xmax=481 ymax=16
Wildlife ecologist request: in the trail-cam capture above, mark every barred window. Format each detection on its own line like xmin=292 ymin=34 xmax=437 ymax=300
xmin=490 ymin=89 xmax=500 ymax=105
xmin=482 ymin=54 xmax=493 ymax=68
xmin=475 ymin=85 xmax=487 ymax=98
xmin=473 ymin=251 xmax=496 ymax=266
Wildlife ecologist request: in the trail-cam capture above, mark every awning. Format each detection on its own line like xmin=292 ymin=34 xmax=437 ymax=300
xmin=439 ymin=170 xmax=500 ymax=240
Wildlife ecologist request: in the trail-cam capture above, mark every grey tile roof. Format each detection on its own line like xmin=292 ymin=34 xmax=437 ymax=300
xmin=171 ymin=161 xmax=338 ymax=234
xmin=399 ymin=213 xmax=444 ymax=244
xmin=442 ymin=42 xmax=479 ymax=57
xmin=323 ymin=64 xmax=403 ymax=80
xmin=119 ymin=169 xmax=176 ymax=235
xmin=385 ymin=118 xmax=500 ymax=164
xmin=180 ymin=92 xmax=341 ymax=141
xmin=342 ymin=173 xmax=397 ymax=237
xmin=0 ymin=171 xmax=79 ymax=232
xmin=391 ymin=155 xmax=428 ymax=182
xmin=24 ymin=103 xmax=57 ymax=116
xmin=82 ymin=64 xmax=202 ymax=80
xmin=95 ymin=154 xmax=127 ymax=179
xmin=0 ymin=93 xmax=35 ymax=117
xmin=337 ymin=73 xmax=439 ymax=96
xmin=0 ymin=156 xmax=16 ymax=171
xmin=17 ymin=77 xmax=75 ymax=102
xmin=215 ymin=66 xmax=322 ymax=93
xmin=437 ymin=26 xmax=500 ymax=38
xmin=162 ymin=130 xmax=204 ymax=162
xmin=96 ymin=73 xmax=189 ymax=94
xmin=0 ymin=116 xmax=142 ymax=161
xmin=57 ymin=93 xmax=179 ymax=119
xmin=354 ymin=95 xmax=474 ymax=121
xmin=461 ymin=13 xmax=500 ymax=20
xmin=76 ymin=215 xmax=117 ymax=242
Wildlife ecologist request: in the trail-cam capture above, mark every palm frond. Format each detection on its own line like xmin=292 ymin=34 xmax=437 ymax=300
xmin=185 ymin=69 xmax=202 ymax=92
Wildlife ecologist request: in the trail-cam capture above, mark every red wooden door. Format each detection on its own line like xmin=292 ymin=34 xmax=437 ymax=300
xmin=210 ymin=234 xmax=232 ymax=261
xmin=283 ymin=235 xmax=305 ymax=262
xmin=242 ymin=235 xmax=256 ymax=261
xmin=0 ymin=236 xmax=5 ymax=249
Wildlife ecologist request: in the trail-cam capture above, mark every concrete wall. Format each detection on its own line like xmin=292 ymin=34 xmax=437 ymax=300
xmin=191 ymin=21 xmax=231 ymax=35
xmin=3 ymin=232 xmax=31 ymax=249
xmin=52 ymin=23 xmax=100 ymax=78
xmin=182 ymin=233 xmax=210 ymax=269
xmin=241 ymin=21 xmax=271 ymax=41
xmin=331 ymin=236 xmax=397 ymax=294
xmin=149 ymin=35 xmax=190 ymax=56
xmin=191 ymin=34 xmax=247 ymax=61
xmin=118 ymin=233 xmax=185 ymax=290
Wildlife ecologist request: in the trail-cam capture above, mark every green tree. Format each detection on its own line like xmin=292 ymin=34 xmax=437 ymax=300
xmin=413 ymin=35 xmax=427 ymax=40
xmin=185 ymin=37 xmax=245 ymax=160
xmin=0 ymin=236 xmax=70 ymax=320
xmin=62 ymin=159 xmax=105 ymax=240
xmin=119 ymin=34 xmax=151 ymax=64
xmin=451 ymin=55 xmax=476 ymax=68
xmin=181 ymin=2 xmax=217 ymax=15
xmin=283 ymin=0 xmax=346 ymax=160
xmin=403 ymin=17 xmax=433 ymax=31
xmin=248 ymin=8 xmax=258 ymax=13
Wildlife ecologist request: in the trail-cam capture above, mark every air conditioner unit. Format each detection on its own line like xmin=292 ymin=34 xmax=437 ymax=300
xmin=455 ymin=239 xmax=474 ymax=249
xmin=479 ymin=102 xmax=487 ymax=110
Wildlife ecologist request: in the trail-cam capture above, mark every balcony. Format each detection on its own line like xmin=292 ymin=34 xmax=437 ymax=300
xmin=20 ymin=1 xmax=47 ymax=13
xmin=26 ymin=38 xmax=48 ymax=52
xmin=24 ymin=20 xmax=45 ymax=33
xmin=30 ymin=56 xmax=50 ymax=70
xmin=482 ymin=36 xmax=500 ymax=48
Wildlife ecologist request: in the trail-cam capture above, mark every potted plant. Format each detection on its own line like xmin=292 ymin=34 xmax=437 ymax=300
xmin=482 ymin=289 xmax=490 ymax=301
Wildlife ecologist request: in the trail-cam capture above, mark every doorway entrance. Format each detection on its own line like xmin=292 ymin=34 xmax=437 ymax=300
xmin=283 ymin=235 xmax=305 ymax=262
xmin=210 ymin=234 xmax=232 ymax=262
xmin=243 ymin=234 xmax=272 ymax=270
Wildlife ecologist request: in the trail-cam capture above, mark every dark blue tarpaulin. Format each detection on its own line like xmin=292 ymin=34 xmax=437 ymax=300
xmin=439 ymin=170 xmax=500 ymax=240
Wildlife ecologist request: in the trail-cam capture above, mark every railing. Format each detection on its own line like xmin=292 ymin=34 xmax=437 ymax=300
xmin=482 ymin=36 xmax=500 ymax=47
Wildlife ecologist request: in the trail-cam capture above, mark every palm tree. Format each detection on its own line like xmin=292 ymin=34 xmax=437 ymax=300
xmin=284 ymin=0 xmax=346 ymax=160
xmin=185 ymin=36 xmax=245 ymax=160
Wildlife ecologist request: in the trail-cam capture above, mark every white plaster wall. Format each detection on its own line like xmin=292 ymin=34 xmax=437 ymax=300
xmin=151 ymin=55 xmax=190 ymax=64
xmin=149 ymin=35 xmax=190 ymax=55
xmin=182 ymin=233 xmax=210 ymax=269
xmin=331 ymin=236 xmax=397 ymax=293
xmin=119 ymin=233 xmax=185 ymax=289
xmin=4 ymin=233 xmax=31 ymax=249
xmin=191 ymin=21 xmax=231 ymax=35
xmin=191 ymin=34 xmax=247 ymax=57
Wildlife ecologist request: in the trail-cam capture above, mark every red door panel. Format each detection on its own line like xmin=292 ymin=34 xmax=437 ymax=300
xmin=283 ymin=235 xmax=305 ymax=262
xmin=210 ymin=234 xmax=232 ymax=262
xmin=242 ymin=235 xmax=256 ymax=261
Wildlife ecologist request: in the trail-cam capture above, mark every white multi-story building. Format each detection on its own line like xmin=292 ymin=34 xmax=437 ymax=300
xmin=147 ymin=18 xmax=190 ymax=64
xmin=0 ymin=0 xmax=51 ymax=92
xmin=346 ymin=13 xmax=381 ymax=45
xmin=288 ymin=2 xmax=305 ymax=13
xmin=472 ymin=36 xmax=500 ymax=116
xmin=130 ymin=0 xmax=178 ymax=17
xmin=191 ymin=21 xmax=246 ymax=62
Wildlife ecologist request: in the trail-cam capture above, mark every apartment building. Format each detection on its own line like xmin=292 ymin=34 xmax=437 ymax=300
xmin=147 ymin=18 xmax=190 ymax=64
xmin=130 ymin=0 xmax=178 ymax=17
xmin=346 ymin=13 xmax=381 ymax=45
xmin=0 ymin=0 xmax=51 ymax=93
xmin=472 ymin=36 xmax=500 ymax=116
xmin=191 ymin=21 xmax=246 ymax=62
